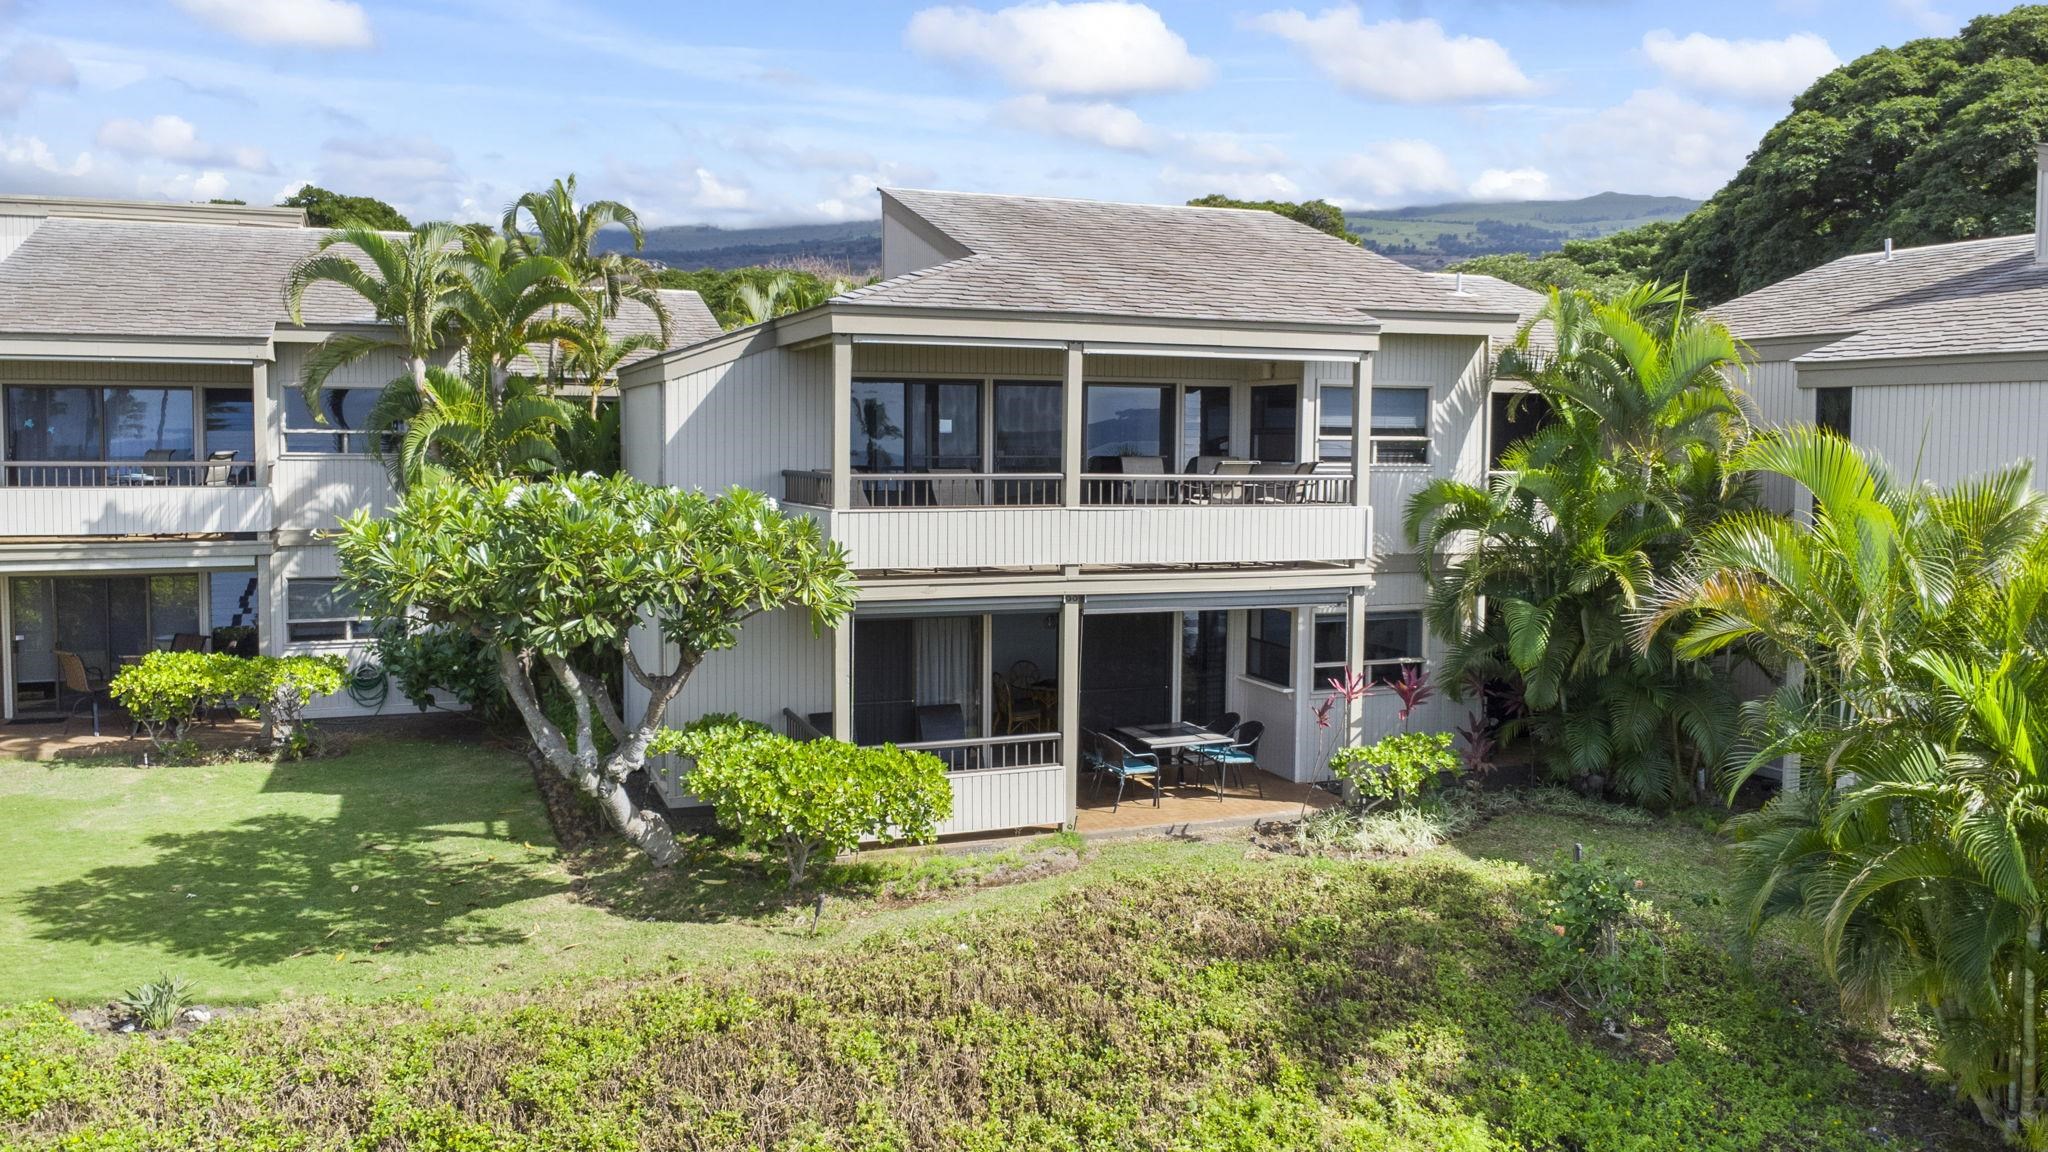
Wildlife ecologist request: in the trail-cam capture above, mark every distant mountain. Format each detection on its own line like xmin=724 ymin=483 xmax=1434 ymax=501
xmin=609 ymin=191 xmax=1700 ymax=275
xmin=1346 ymin=193 xmax=1701 ymax=270
xmin=600 ymin=220 xmax=882 ymax=274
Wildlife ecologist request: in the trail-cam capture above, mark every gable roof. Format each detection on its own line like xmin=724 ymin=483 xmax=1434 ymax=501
xmin=838 ymin=189 xmax=1530 ymax=328
xmin=1710 ymin=233 xmax=2048 ymax=364
xmin=0 ymin=213 xmax=719 ymax=354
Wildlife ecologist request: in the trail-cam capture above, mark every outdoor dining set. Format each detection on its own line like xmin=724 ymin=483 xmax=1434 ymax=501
xmin=1081 ymin=715 xmax=1266 ymax=812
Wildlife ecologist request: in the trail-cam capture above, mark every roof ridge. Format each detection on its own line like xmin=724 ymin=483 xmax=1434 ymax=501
xmin=886 ymin=186 xmax=1315 ymax=219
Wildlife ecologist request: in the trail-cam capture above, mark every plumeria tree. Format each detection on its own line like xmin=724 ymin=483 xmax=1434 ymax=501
xmin=335 ymin=475 xmax=856 ymax=865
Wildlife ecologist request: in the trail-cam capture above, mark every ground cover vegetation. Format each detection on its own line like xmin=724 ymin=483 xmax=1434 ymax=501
xmin=3 ymin=798 xmax=2000 ymax=1151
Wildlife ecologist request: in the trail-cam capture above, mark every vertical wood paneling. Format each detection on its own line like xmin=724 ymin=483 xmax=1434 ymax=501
xmin=0 ymin=487 xmax=270 ymax=536
xmin=1369 ymin=335 xmax=1489 ymax=559
xmin=1850 ymin=379 xmax=2048 ymax=490
xmin=664 ymin=345 xmax=833 ymax=495
xmin=0 ymin=214 xmax=41 ymax=263
xmin=1741 ymin=360 xmax=1806 ymax=513
xmin=818 ymin=503 xmax=1368 ymax=570
xmin=270 ymin=344 xmax=397 ymax=532
xmin=936 ymin=765 xmax=1067 ymax=836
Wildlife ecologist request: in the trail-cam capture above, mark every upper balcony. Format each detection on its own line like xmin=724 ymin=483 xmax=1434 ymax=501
xmin=769 ymin=337 xmax=1377 ymax=573
xmin=1 ymin=381 xmax=270 ymax=539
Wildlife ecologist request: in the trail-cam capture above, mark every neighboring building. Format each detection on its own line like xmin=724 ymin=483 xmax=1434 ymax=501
xmin=0 ymin=194 xmax=717 ymax=724
xmin=621 ymin=188 xmax=1541 ymax=836
xmin=1715 ymin=145 xmax=2048 ymax=513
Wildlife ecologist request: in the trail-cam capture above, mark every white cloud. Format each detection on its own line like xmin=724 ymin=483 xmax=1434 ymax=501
xmin=0 ymin=133 xmax=92 ymax=180
xmin=172 ymin=0 xmax=373 ymax=49
xmin=906 ymin=1 xmax=1211 ymax=96
xmin=1179 ymin=132 xmax=1286 ymax=168
xmin=1468 ymin=167 xmax=1551 ymax=201
xmin=1001 ymin=94 xmax=1153 ymax=151
xmin=1249 ymin=6 xmax=1535 ymax=103
xmin=0 ymin=42 xmax=76 ymax=115
xmin=156 ymin=169 xmax=232 ymax=201
xmin=689 ymin=167 xmax=749 ymax=211
xmin=1157 ymin=166 xmax=1300 ymax=202
xmin=1325 ymin=139 xmax=1462 ymax=206
xmin=1546 ymin=88 xmax=1754 ymax=199
xmin=96 ymin=115 xmax=271 ymax=171
xmin=1642 ymin=30 xmax=1840 ymax=101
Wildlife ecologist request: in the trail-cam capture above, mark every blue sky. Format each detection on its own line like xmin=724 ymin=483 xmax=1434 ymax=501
xmin=0 ymin=0 xmax=1992 ymax=226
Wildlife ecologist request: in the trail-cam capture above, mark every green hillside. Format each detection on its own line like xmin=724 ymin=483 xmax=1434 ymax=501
xmin=602 ymin=220 xmax=882 ymax=274
xmin=1346 ymin=193 xmax=1700 ymax=270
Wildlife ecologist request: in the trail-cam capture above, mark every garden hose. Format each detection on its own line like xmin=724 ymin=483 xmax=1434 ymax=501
xmin=347 ymin=661 xmax=390 ymax=710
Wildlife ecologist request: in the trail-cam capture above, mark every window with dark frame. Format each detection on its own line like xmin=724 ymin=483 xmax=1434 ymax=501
xmin=1317 ymin=385 xmax=1354 ymax=462
xmin=1815 ymin=387 xmax=1852 ymax=440
xmin=850 ymin=378 xmax=982 ymax=473
xmin=1362 ymin=611 xmax=1425 ymax=686
xmin=1370 ymin=387 xmax=1430 ymax=465
xmin=1311 ymin=612 xmax=1348 ymax=692
xmin=1249 ymin=385 xmax=1299 ymax=463
xmin=1083 ymin=383 xmax=1174 ymax=467
xmin=1244 ymin=607 xmax=1293 ymax=687
xmin=992 ymin=380 xmax=1061 ymax=473
xmin=283 ymin=387 xmax=398 ymax=455
xmin=286 ymin=578 xmax=371 ymax=643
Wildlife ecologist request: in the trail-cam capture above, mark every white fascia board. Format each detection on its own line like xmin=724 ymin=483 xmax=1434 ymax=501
xmin=851 ymin=565 xmax=1372 ymax=603
xmin=1083 ymin=342 xmax=1364 ymax=363
xmin=1359 ymin=310 xmax=1524 ymax=335
xmin=0 ymin=338 xmax=267 ymax=364
xmin=813 ymin=305 xmax=1377 ymax=357
xmin=1790 ymin=351 xmax=2048 ymax=387
xmin=0 ymin=540 xmax=271 ymax=572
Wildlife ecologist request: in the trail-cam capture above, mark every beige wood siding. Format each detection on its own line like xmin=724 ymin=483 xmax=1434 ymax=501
xmin=664 ymin=344 xmax=832 ymax=494
xmin=1367 ymin=334 xmax=1490 ymax=561
xmin=0 ymin=486 xmax=271 ymax=537
xmin=271 ymin=344 xmax=397 ymax=533
xmin=937 ymin=765 xmax=1068 ymax=836
xmin=806 ymin=503 xmax=1368 ymax=570
xmin=1850 ymin=379 xmax=2048 ymax=490
xmin=1741 ymin=359 xmax=1807 ymax=514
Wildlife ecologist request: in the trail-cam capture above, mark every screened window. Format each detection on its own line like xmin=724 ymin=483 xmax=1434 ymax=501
xmin=1312 ymin=612 xmax=1348 ymax=692
xmin=992 ymin=381 xmax=1061 ymax=473
xmin=1489 ymin=390 xmax=1550 ymax=470
xmin=203 ymin=388 xmax=255 ymax=465
xmin=1249 ymin=385 xmax=1298 ymax=463
xmin=287 ymin=578 xmax=370 ymax=643
xmin=1363 ymin=611 xmax=1425 ymax=686
xmin=1816 ymin=387 xmax=1852 ymax=440
xmin=850 ymin=379 xmax=982 ymax=472
xmin=1244 ymin=608 xmax=1292 ymax=687
xmin=284 ymin=387 xmax=392 ymax=455
xmin=1371 ymin=388 xmax=1430 ymax=465
xmin=1317 ymin=385 xmax=1354 ymax=462
xmin=1083 ymin=384 xmax=1172 ymax=467
xmin=1182 ymin=386 xmax=1232 ymax=462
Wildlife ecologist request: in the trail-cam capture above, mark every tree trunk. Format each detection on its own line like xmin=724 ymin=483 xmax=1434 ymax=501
xmin=2025 ymin=911 xmax=2041 ymax=1128
xmin=496 ymin=646 xmax=682 ymax=867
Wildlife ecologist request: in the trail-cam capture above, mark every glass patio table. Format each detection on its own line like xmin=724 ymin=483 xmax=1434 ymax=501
xmin=1113 ymin=722 xmax=1233 ymax=799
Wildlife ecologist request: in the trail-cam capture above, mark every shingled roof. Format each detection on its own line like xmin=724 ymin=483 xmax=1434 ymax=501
xmin=1710 ymin=233 xmax=2048 ymax=363
xmin=0 ymin=213 xmax=719 ymax=350
xmin=838 ymin=189 xmax=1531 ymax=327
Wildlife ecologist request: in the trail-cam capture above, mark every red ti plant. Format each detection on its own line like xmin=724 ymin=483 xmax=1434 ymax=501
xmin=1314 ymin=666 xmax=1373 ymax=772
xmin=1392 ymin=664 xmax=1435 ymax=729
xmin=1455 ymin=710 xmax=1498 ymax=777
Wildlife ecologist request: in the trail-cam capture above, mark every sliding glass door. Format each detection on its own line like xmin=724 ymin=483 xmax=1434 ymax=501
xmin=7 ymin=574 xmax=205 ymax=710
xmin=850 ymin=379 xmax=982 ymax=473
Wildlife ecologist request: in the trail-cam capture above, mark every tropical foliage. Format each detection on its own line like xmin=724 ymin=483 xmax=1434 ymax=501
xmin=1446 ymin=222 xmax=1675 ymax=296
xmin=1185 ymin=193 xmax=1358 ymax=243
xmin=657 ymin=265 xmax=859 ymax=328
xmin=1405 ymin=282 xmax=1751 ymax=804
xmin=282 ymin=175 xmax=671 ymax=490
xmin=1648 ymin=7 xmax=2048 ymax=302
xmin=277 ymin=184 xmax=409 ymax=230
xmin=1330 ymin=730 xmax=1462 ymax=812
xmin=107 ymin=651 xmax=347 ymax=759
xmin=1645 ymin=429 xmax=2048 ymax=1134
xmin=333 ymin=474 xmax=857 ymax=866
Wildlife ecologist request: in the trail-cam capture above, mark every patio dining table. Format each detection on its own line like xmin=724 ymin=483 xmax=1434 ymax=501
xmin=1114 ymin=722 xmax=1234 ymax=799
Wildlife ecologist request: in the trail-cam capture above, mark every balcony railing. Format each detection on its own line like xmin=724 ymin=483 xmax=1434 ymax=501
xmin=5 ymin=459 xmax=265 ymax=487
xmin=899 ymin=731 xmax=1062 ymax=773
xmin=784 ymin=468 xmax=1355 ymax=508
xmin=783 ymin=470 xmax=1063 ymax=508
xmin=1078 ymin=473 xmax=1354 ymax=506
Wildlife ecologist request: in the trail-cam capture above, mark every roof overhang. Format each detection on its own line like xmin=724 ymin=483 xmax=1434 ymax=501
xmin=1791 ymin=349 xmax=2048 ymax=387
xmin=782 ymin=301 xmax=1379 ymax=359
xmin=1355 ymin=307 xmax=1527 ymax=335
xmin=0 ymin=335 xmax=270 ymax=364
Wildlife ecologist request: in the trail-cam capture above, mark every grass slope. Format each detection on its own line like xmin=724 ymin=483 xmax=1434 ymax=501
xmin=6 ymin=830 xmax=1988 ymax=1150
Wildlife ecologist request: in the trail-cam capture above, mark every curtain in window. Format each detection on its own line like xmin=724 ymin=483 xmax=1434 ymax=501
xmin=912 ymin=615 xmax=980 ymax=736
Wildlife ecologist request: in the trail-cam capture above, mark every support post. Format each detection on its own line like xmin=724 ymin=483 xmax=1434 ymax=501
xmin=1346 ymin=587 xmax=1368 ymax=750
xmin=830 ymin=618 xmax=853 ymax=743
xmin=251 ymin=361 xmax=275 ymax=479
xmin=1062 ymin=342 xmax=1084 ymax=508
xmin=1059 ymin=596 xmax=1082 ymax=824
xmin=1350 ymin=355 xmax=1371 ymax=511
xmin=830 ymin=334 xmax=852 ymax=511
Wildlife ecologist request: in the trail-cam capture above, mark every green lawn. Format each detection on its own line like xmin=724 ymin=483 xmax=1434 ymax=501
xmin=0 ymin=736 xmax=1091 ymax=1005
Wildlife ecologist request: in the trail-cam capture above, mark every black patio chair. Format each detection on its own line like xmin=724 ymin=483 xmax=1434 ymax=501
xmin=914 ymin=703 xmax=972 ymax=770
xmin=1090 ymin=731 xmax=1161 ymax=812
xmin=1191 ymin=720 xmax=1265 ymax=796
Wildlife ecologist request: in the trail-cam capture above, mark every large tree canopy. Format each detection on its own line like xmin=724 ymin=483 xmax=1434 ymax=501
xmin=1655 ymin=5 xmax=2048 ymax=302
xmin=279 ymin=185 xmax=411 ymax=231
xmin=1184 ymin=194 xmax=1359 ymax=244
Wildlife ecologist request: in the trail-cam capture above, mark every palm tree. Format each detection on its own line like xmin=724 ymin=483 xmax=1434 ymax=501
xmin=501 ymin=175 xmax=670 ymax=357
xmin=364 ymin=363 xmax=573 ymax=490
xmin=283 ymin=222 xmax=469 ymax=409
xmin=1646 ymin=430 xmax=2048 ymax=1133
xmin=555 ymin=318 xmax=666 ymax=417
xmin=446 ymin=229 xmax=593 ymax=402
xmin=1405 ymin=283 xmax=1751 ymax=803
xmin=729 ymin=270 xmax=854 ymax=327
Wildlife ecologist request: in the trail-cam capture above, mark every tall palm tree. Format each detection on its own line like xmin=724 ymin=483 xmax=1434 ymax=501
xmin=501 ymin=175 xmax=670 ymax=356
xmin=1645 ymin=430 xmax=2048 ymax=1133
xmin=283 ymin=222 xmax=469 ymax=409
xmin=446 ymin=229 xmax=593 ymax=402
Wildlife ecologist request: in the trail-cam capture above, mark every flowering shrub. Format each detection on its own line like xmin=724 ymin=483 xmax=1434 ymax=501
xmin=1525 ymin=853 xmax=1667 ymax=1035
xmin=1329 ymin=730 xmax=1462 ymax=811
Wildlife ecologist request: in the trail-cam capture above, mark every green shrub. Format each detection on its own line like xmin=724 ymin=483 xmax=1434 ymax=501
xmin=106 ymin=652 xmax=345 ymax=760
xmin=1330 ymin=730 xmax=1463 ymax=811
xmin=1525 ymin=853 xmax=1667 ymax=1033
xmin=373 ymin=620 xmax=503 ymax=716
xmin=671 ymin=726 xmax=951 ymax=887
